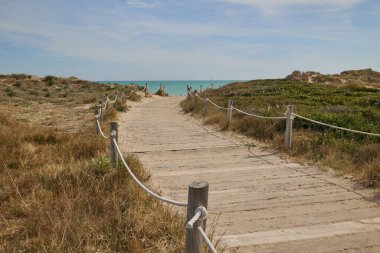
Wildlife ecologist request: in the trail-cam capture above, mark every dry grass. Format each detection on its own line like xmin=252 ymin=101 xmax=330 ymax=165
xmin=0 ymin=74 xmax=187 ymax=252
xmin=0 ymin=112 xmax=185 ymax=253
xmin=0 ymin=74 xmax=140 ymax=132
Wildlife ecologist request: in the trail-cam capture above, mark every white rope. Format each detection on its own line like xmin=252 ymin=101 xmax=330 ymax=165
xmin=293 ymin=113 xmax=380 ymax=137
xmin=110 ymin=95 xmax=118 ymax=103
xmin=113 ymin=139 xmax=188 ymax=207
xmin=96 ymin=119 xmax=109 ymax=139
xmin=187 ymin=90 xmax=195 ymax=98
xmin=197 ymin=226 xmax=218 ymax=253
xmin=154 ymin=86 xmax=161 ymax=93
xmin=186 ymin=206 xmax=207 ymax=229
xmin=208 ymin=98 xmax=228 ymax=110
xmin=232 ymin=106 xmax=286 ymax=120
xmin=125 ymin=90 xmax=135 ymax=98
xmin=195 ymin=93 xmax=205 ymax=101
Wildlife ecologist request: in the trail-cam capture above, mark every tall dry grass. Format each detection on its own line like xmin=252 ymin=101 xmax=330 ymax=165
xmin=0 ymin=112 xmax=185 ymax=252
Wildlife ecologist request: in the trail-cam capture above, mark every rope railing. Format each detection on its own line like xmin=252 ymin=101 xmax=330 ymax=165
xmin=198 ymin=227 xmax=218 ymax=253
xmin=96 ymin=118 xmax=110 ymax=139
xmin=94 ymin=91 xmax=216 ymax=252
xmin=187 ymin=90 xmax=195 ymax=98
xmin=186 ymin=206 xmax=218 ymax=253
xmin=103 ymin=99 xmax=108 ymax=110
xmin=208 ymin=98 xmax=228 ymax=110
xmin=292 ymin=113 xmax=380 ymax=137
xmin=195 ymin=93 xmax=205 ymax=101
xmin=110 ymin=95 xmax=118 ymax=103
xmin=113 ymin=138 xmax=188 ymax=207
xmin=232 ymin=106 xmax=286 ymax=120
xmin=186 ymin=85 xmax=379 ymax=150
xmin=124 ymin=90 xmax=135 ymax=98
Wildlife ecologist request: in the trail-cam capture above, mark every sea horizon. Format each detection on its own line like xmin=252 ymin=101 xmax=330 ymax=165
xmin=96 ymin=80 xmax=244 ymax=96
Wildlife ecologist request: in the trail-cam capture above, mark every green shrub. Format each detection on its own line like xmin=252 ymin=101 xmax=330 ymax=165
xmin=43 ymin=76 xmax=55 ymax=86
xmin=92 ymin=155 xmax=111 ymax=176
xmin=4 ymin=87 xmax=16 ymax=97
xmin=113 ymin=100 xmax=128 ymax=112
xmin=13 ymin=81 xmax=22 ymax=88
xmin=28 ymin=90 xmax=39 ymax=96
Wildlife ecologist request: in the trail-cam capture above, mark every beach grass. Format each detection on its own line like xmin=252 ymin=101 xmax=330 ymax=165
xmin=0 ymin=74 xmax=185 ymax=252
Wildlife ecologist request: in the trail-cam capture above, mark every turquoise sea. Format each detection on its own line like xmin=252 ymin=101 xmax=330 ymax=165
xmin=97 ymin=80 xmax=242 ymax=96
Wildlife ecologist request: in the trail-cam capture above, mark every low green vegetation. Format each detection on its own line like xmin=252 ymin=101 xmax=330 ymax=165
xmin=182 ymin=79 xmax=380 ymax=186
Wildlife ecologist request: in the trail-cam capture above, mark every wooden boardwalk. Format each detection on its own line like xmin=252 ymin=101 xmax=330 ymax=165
xmin=119 ymin=96 xmax=380 ymax=253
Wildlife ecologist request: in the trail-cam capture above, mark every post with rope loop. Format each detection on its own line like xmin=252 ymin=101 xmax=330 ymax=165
xmin=227 ymin=100 xmax=233 ymax=125
xmin=94 ymin=109 xmax=99 ymax=135
xmin=110 ymin=122 xmax=118 ymax=166
xmin=98 ymin=101 xmax=103 ymax=122
xmin=204 ymin=94 xmax=209 ymax=115
xmin=145 ymin=83 xmax=148 ymax=97
xmin=285 ymin=105 xmax=294 ymax=149
xmin=185 ymin=181 xmax=209 ymax=253
xmin=105 ymin=95 xmax=109 ymax=110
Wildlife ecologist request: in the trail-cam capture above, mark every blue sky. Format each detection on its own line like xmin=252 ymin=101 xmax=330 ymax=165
xmin=0 ymin=0 xmax=379 ymax=80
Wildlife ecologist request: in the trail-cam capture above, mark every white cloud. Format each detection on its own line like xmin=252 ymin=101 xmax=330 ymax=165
xmin=116 ymin=0 xmax=158 ymax=9
xmin=223 ymin=0 xmax=366 ymax=14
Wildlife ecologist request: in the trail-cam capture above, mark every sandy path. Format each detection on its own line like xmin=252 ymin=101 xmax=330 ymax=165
xmin=118 ymin=96 xmax=380 ymax=253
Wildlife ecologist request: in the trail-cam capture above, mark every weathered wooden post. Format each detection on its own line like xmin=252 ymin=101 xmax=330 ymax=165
xmin=211 ymin=83 xmax=213 ymax=89
xmin=285 ymin=105 xmax=294 ymax=149
xmin=200 ymin=85 xmax=203 ymax=93
xmin=227 ymin=100 xmax=233 ymax=124
xmin=185 ymin=181 xmax=209 ymax=253
xmin=98 ymin=100 xmax=103 ymax=122
xmin=187 ymin=85 xmax=190 ymax=100
xmin=105 ymin=95 xmax=110 ymax=110
xmin=159 ymin=84 xmax=162 ymax=95
xmin=145 ymin=83 xmax=148 ymax=97
xmin=94 ymin=109 xmax=99 ymax=134
xmin=163 ymin=85 xmax=166 ymax=96
xmin=109 ymin=121 xmax=118 ymax=166
xmin=204 ymin=94 xmax=208 ymax=115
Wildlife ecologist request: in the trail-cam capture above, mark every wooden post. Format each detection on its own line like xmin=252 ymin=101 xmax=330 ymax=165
xmin=98 ymin=101 xmax=103 ymax=122
xmin=159 ymin=84 xmax=162 ymax=95
xmin=110 ymin=121 xmax=118 ymax=166
xmin=94 ymin=109 xmax=99 ymax=134
xmin=187 ymin=85 xmax=190 ymax=100
xmin=285 ymin=105 xmax=294 ymax=149
xmin=204 ymin=94 xmax=208 ymax=115
xmin=229 ymin=100 xmax=233 ymax=124
xmin=227 ymin=100 xmax=231 ymax=120
xmin=185 ymin=181 xmax=209 ymax=253
xmin=211 ymin=83 xmax=213 ymax=89
xmin=163 ymin=85 xmax=166 ymax=96
xmin=105 ymin=96 xmax=109 ymax=110
xmin=145 ymin=83 xmax=148 ymax=97
xmin=227 ymin=99 xmax=233 ymax=124
xmin=200 ymin=85 xmax=203 ymax=93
